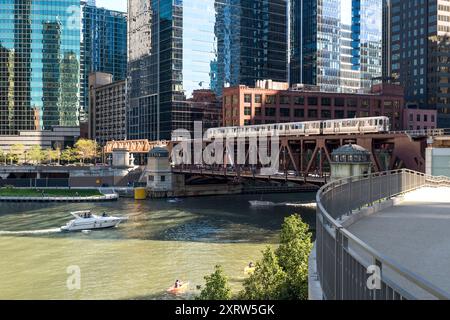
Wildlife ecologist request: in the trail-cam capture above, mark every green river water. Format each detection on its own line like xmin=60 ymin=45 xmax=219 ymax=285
xmin=0 ymin=193 xmax=316 ymax=300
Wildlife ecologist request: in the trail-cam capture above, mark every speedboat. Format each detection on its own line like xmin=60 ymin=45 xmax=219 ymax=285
xmin=249 ymin=200 xmax=276 ymax=207
xmin=60 ymin=211 xmax=127 ymax=232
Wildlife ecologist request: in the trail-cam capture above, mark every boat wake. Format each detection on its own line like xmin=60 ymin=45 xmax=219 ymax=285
xmin=249 ymin=200 xmax=317 ymax=208
xmin=0 ymin=228 xmax=61 ymax=236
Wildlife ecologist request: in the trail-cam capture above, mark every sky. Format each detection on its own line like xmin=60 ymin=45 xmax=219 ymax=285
xmin=95 ymin=0 xmax=127 ymax=12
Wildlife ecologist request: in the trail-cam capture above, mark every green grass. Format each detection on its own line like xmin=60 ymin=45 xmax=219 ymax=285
xmin=0 ymin=188 xmax=103 ymax=198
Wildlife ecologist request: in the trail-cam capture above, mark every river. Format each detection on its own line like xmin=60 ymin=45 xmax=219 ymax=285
xmin=0 ymin=193 xmax=316 ymax=300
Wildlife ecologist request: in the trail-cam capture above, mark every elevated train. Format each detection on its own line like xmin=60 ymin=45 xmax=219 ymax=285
xmin=204 ymin=116 xmax=390 ymax=140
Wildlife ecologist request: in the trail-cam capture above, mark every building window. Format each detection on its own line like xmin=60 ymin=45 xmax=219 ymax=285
xmin=409 ymin=114 xmax=413 ymax=122
xmin=244 ymin=120 xmax=251 ymax=125
xmin=321 ymin=110 xmax=331 ymax=119
xmin=417 ymin=114 xmax=421 ymax=122
xmin=348 ymin=111 xmax=356 ymax=118
xmin=308 ymin=97 xmax=318 ymax=106
xmin=335 ymin=98 xmax=345 ymax=107
xmin=280 ymin=108 xmax=290 ymax=117
xmin=294 ymin=109 xmax=304 ymax=118
xmin=255 ymin=94 xmax=262 ymax=103
xmin=255 ymin=107 xmax=262 ymax=116
xmin=265 ymin=95 xmax=276 ymax=104
xmin=265 ymin=108 xmax=276 ymax=117
xmin=335 ymin=110 xmax=345 ymax=118
xmin=280 ymin=96 xmax=290 ymax=105
xmin=348 ymin=99 xmax=357 ymax=107
xmin=294 ymin=96 xmax=305 ymax=105
xmin=308 ymin=109 xmax=318 ymax=118
xmin=244 ymin=107 xmax=251 ymax=116
xmin=244 ymin=94 xmax=251 ymax=103
xmin=161 ymin=176 xmax=165 ymax=182
xmin=232 ymin=95 xmax=238 ymax=105
xmin=149 ymin=176 xmax=154 ymax=181
xmin=321 ymin=97 xmax=331 ymax=106
xmin=432 ymin=115 xmax=435 ymax=122
xmin=361 ymin=99 xmax=370 ymax=108
xmin=424 ymin=114 xmax=428 ymax=122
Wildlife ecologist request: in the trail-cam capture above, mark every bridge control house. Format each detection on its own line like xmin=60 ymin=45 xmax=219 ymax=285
xmin=223 ymin=81 xmax=406 ymax=130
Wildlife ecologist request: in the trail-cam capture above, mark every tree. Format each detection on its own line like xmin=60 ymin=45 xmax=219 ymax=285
xmin=239 ymin=247 xmax=287 ymax=300
xmin=197 ymin=265 xmax=232 ymax=300
xmin=9 ymin=144 xmax=25 ymax=164
xmin=276 ymin=214 xmax=313 ymax=300
xmin=0 ymin=148 xmax=5 ymax=165
xmin=61 ymin=147 xmax=78 ymax=164
xmin=74 ymin=139 xmax=98 ymax=164
xmin=28 ymin=145 xmax=43 ymax=164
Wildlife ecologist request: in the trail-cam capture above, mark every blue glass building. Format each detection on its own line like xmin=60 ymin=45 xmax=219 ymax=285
xmin=127 ymin=0 xmax=288 ymax=141
xmin=80 ymin=3 xmax=127 ymax=115
xmin=290 ymin=0 xmax=382 ymax=93
xmin=0 ymin=0 xmax=81 ymax=134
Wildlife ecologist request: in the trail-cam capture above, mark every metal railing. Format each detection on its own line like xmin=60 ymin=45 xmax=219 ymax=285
xmin=316 ymin=169 xmax=450 ymax=300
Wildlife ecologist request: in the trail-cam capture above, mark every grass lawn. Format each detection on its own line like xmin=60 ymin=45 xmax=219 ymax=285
xmin=0 ymin=188 xmax=103 ymax=198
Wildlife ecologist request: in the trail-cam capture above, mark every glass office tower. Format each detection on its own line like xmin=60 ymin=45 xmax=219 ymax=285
xmin=0 ymin=0 xmax=81 ymax=135
xmin=127 ymin=0 xmax=288 ymax=141
xmin=80 ymin=4 xmax=127 ymax=114
xmin=290 ymin=0 xmax=382 ymax=93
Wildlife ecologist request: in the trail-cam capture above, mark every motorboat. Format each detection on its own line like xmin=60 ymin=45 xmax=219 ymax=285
xmin=60 ymin=211 xmax=127 ymax=232
xmin=249 ymin=200 xmax=276 ymax=207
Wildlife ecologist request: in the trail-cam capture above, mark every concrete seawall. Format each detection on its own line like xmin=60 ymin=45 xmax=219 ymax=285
xmin=0 ymin=193 xmax=118 ymax=203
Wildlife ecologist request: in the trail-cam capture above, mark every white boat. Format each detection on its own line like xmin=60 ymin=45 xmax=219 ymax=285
xmin=249 ymin=200 xmax=276 ymax=207
xmin=60 ymin=211 xmax=127 ymax=232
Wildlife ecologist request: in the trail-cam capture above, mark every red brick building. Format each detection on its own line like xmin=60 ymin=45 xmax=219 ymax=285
xmin=403 ymin=106 xmax=437 ymax=131
xmin=223 ymin=82 xmax=406 ymax=130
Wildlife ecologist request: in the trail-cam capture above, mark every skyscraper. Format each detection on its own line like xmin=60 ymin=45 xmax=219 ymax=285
xmin=0 ymin=0 xmax=81 ymax=135
xmin=290 ymin=0 xmax=382 ymax=93
xmin=387 ymin=0 xmax=450 ymax=127
xmin=127 ymin=0 xmax=288 ymax=141
xmin=80 ymin=3 xmax=127 ymax=115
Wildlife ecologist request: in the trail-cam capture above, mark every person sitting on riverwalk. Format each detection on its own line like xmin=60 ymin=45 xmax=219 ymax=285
xmin=248 ymin=262 xmax=255 ymax=268
xmin=174 ymin=280 xmax=181 ymax=288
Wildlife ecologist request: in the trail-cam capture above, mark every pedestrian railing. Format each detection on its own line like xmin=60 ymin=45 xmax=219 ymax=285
xmin=316 ymin=169 xmax=450 ymax=300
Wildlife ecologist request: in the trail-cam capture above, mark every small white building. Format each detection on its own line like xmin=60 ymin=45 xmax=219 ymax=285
xmin=146 ymin=146 xmax=172 ymax=191
xmin=330 ymin=144 xmax=372 ymax=182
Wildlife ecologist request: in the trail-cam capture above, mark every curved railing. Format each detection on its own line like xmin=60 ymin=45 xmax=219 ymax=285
xmin=316 ymin=169 xmax=450 ymax=300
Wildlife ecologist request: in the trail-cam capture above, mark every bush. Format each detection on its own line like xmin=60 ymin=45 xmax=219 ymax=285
xmin=197 ymin=265 xmax=232 ymax=300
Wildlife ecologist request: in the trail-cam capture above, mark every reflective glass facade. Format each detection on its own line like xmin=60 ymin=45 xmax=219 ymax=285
xmin=80 ymin=4 xmax=127 ymax=114
xmin=0 ymin=0 xmax=81 ymax=135
xmin=127 ymin=0 xmax=288 ymax=141
xmin=290 ymin=0 xmax=382 ymax=93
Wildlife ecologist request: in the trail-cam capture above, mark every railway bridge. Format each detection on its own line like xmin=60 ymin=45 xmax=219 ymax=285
xmin=104 ymin=128 xmax=446 ymax=186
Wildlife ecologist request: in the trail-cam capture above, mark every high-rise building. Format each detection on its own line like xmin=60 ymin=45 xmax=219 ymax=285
xmin=387 ymin=0 xmax=450 ymax=127
xmin=88 ymin=72 xmax=127 ymax=146
xmin=127 ymin=0 xmax=288 ymax=141
xmin=0 ymin=0 xmax=81 ymax=135
xmin=290 ymin=0 xmax=382 ymax=93
xmin=80 ymin=3 xmax=127 ymax=115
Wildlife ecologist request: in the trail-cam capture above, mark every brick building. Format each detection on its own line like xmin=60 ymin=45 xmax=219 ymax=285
xmin=223 ymin=82 xmax=405 ymax=130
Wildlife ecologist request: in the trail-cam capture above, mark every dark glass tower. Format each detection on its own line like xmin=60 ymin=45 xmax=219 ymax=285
xmin=388 ymin=0 xmax=450 ymax=127
xmin=127 ymin=0 xmax=288 ymax=141
xmin=80 ymin=4 xmax=128 ymax=115
xmin=0 ymin=0 xmax=81 ymax=135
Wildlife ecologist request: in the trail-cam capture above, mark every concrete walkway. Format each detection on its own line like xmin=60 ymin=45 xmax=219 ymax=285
xmin=348 ymin=187 xmax=450 ymax=299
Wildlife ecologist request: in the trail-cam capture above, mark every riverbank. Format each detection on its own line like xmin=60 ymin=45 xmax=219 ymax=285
xmin=0 ymin=188 xmax=118 ymax=202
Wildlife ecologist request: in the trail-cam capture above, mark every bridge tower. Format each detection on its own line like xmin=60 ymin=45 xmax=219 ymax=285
xmin=330 ymin=144 xmax=372 ymax=182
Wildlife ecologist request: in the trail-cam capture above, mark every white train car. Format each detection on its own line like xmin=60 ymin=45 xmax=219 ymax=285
xmin=203 ymin=116 xmax=390 ymax=140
